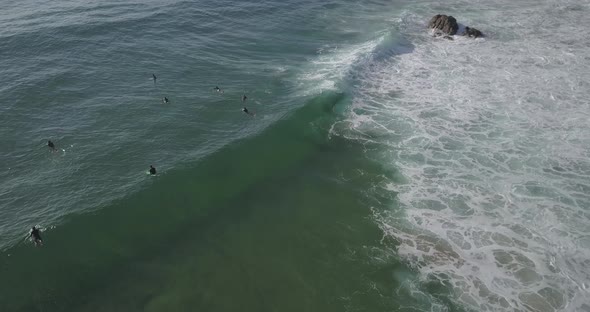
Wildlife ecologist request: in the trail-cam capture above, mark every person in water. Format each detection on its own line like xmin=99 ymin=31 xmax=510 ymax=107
xmin=242 ymin=107 xmax=254 ymax=116
xmin=162 ymin=97 xmax=169 ymax=104
xmin=214 ymin=86 xmax=223 ymax=93
xmin=47 ymin=140 xmax=56 ymax=151
xmin=29 ymin=226 xmax=43 ymax=247
xmin=241 ymin=94 xmax=247 ymax=102
xmin=149 ymin=165 xmax=156 ymax=175
xmin=152 ymin=73 xmax=157 ymax=84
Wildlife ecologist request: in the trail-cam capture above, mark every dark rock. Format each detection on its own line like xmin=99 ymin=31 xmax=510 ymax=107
xmin=428 ymin=14 xmax=459 ymax=36
xmin=428 ymin=15 xmax=484 ymax=39
xmin=463 ymin=26 xmax=483 ymax=38
xmin=443 ymin=35 xmax=454 ymax=40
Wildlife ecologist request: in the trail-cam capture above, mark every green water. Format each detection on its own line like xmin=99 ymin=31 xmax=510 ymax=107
xmin=1 ymin=94 xmax=450 ymax=311
xmin=76 ymin=139 xmax=401 ymax=312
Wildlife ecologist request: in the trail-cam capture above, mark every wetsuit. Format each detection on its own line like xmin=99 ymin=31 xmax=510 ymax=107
xmin=30 ymin=227 xmax=42 ymax=246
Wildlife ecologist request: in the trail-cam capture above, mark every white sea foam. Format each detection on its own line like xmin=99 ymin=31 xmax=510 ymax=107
xmin=334 ymin=2 xmax=590 ymax=311
xmin=296 ymin=36 xmax=383 ymax=96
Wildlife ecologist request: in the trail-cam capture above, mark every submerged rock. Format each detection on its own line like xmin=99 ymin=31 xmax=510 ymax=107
xmin=464 ymin=26 xmax=483 ymax=38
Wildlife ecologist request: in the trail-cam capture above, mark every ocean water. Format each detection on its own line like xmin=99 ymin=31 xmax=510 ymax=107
xmin=1 ymin=0 xmax=589 ymax=311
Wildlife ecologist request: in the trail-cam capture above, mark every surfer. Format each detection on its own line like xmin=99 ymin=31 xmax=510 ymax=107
xmin=162 ymin=97 xmax=169 ymax=104
xmin=242 ymin=107 xmax=255 ymax=116
xmin=29 ymin=226 xmax=43 ymax=247
xmin=214 ymin=86 xmax=223 ymax=93
xmin=47 ymin=140 xmax=56 ymax=151
xmin=149 ymin=165 xmax=157 ymax=175
xmin=152 ymin=73 xmax=157 ymax=84
xmin=241 ymin=94 xmax=247 ymax=102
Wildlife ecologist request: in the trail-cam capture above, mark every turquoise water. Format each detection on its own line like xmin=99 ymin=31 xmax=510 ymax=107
xmin=2 ymin=0 xmax=590 ymax=311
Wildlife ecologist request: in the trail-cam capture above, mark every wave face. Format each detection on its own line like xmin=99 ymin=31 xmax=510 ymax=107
xmin=331 ymin=0 xmax=590 ymax=311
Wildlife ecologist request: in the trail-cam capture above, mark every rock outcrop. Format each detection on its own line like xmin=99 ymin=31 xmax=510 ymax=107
xmin=428 ymin=14 xmax=484 ymax=38
xmin=428 ymin=14 xmax=459 ymax=36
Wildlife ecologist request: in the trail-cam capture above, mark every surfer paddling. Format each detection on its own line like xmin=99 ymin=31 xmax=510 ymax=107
xmin=47 ymin=140 xmax=56 ymax=151
xmin=29 ymin=226 xmax=43 ymax=247
xmin=214 ymin=86 xmax=224 ymax=93
xmin=242 ymin=107 xmax=255 ymax=116
xmin=162 ymin=97 xmax=169 ymax=104
xmin=241 ymin=94 xmax=247 ymax=102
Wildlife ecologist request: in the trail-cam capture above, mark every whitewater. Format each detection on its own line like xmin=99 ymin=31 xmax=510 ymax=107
xmin=327 ymin=0 xmax=590 ymax=311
